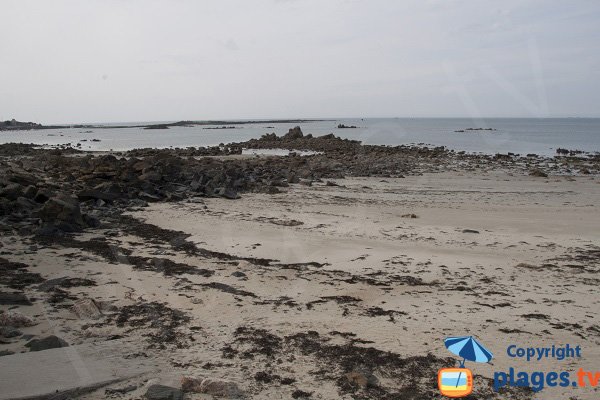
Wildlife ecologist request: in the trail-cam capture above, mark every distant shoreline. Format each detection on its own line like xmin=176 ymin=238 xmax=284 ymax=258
xmin=0 ymin=119 xmax=333 ymax=132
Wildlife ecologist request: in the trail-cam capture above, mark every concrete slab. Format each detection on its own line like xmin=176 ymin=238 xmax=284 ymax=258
xmin=0 ymin=340 xmax=155 ymax=400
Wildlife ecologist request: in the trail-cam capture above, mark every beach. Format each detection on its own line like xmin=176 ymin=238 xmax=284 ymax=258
xmin=0 ymin=130 xmax=599 ymax=399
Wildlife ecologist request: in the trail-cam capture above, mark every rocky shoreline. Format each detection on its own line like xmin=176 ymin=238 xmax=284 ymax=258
xmin=1 ymin=126 xmax=598 ymax=236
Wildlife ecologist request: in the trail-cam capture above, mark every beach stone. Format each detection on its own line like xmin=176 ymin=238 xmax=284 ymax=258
xmin=529 ymin=168 xmax=548 ymax=177
xmin=0 ymin=326 xmax=22 ymax=338
xmin=345 ymin=369 xmax=379 ymax=388
xmin=0 ymin=310 xmax=35 ymax=327
xmin=25 ymin=335 xmax=69 ymax=352
xmin=215 ymin=187 xmax=239 ymax=200
xmin=38 ymin=194 xmax=85 ymax=228
xmin=144 ymin=384 xmax=183 ymax=400
xmin=0 ymin=183 xmax=23 ymax=200
xmin=33 ymin=189 xmax=52 ymax=203
xmin=77 ymin=189 xmax=120 ymax=202
xmin=182 ymin=376 xmax=242 ymax=398
xmin=462 ymin=229 xmax=479 ymax=234
xmin=72 ymin=298 xmax=103 ymax=319
xmin=0 ymin=292 xmax=32 ymax=305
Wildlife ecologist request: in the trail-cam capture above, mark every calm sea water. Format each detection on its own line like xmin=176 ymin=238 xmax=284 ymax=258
xmin=1 ymin=118 xmax=599 ymax=156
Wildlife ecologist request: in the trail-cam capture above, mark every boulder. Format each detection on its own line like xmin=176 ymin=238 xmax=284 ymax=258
xmin=0 ymin=292 xmax=32 ymax=305
xmin=38 ymin=195 xmax=85 ymax=229
xmin=345 ymin=369 xmax=379 ymax=388
xmin=215 ymin=187 xmax=240 ymax=200
xmin=144 ymin=384 xmax=183 ymax=400
xmin=0 ymin=183 xmax=23 ymax=200
xmin=0 ymin=310 xmax=35 ymax=327
xmin=282 ymin=126 xmax=303 ymax=140
xmin=25 ymin=335 xmax=69 ymax=352
xmin=181 ymin=376 xmax=242 ymax=398
xmin=529 ymin=169 xmax=548 ymax=178
xmin=77 ymin=190 xmax=120 ymax=202
xmin=71 ymin=298 xmax=103 ymax=320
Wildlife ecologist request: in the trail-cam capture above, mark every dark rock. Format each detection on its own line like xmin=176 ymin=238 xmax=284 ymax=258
xmin=0 ymin=326 xmax=22 ymax=338
xmin=38 ymin=195 xmax=85 ymax=229
xmin=215 ymin=187 xmax=239 ymax=200
xmin=462 ymin=229 xmax=479 ymax=234
xmin=144 ymin=384 xmax=183 ymax=400
xmin=138 ymin=192 xmax=162 ymax=202
xmin=345 ymin=369 xmax=379 ymax=388
xmin=77 ymin=190 xmax=120 ymax=202
xmin=282 ymin=126 xmax=303 ymax=140
xmin=529 ymin=169 xmax=548 ymax=178
xmin=25 ymin=335 xmax=69 ymax=351
xmin=106 ymin=385 xmax=137 ymax=395
xmin=33 ymin=189 xmax=52 ymax=203
xmin=0 ymin=183 xmax=23 ymax=200
xmin=23 ymin=185 xmax=38 ymax=199
xmin=0 ymin=292 xmax=32 ymax=305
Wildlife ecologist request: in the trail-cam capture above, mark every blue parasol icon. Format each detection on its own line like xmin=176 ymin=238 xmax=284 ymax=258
xmin=444 ymin=336 xmax=493 ymax=387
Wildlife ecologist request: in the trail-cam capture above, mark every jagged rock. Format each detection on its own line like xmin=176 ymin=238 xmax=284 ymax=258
xmin=144 ymin=384 xmax=183 ymax=400
xmin=38 ymin=195 xmax=85 ymax=230
xmin=282 ymin=126 xmax=303 ymax=140
xmin=25 ymin=335 xmax=69 ymax=351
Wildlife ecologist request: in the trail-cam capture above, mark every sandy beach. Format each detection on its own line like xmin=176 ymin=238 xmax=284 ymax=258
xmin=1 ymin=133 xmax=598 ymax=399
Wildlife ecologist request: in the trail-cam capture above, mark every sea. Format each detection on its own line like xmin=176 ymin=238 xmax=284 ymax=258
xmin=1 ymin=118 xmax=599 ymax=157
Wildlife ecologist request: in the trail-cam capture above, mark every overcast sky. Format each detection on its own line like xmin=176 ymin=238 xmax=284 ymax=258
xmin=1 ymin=0 xmax=599 ymax=123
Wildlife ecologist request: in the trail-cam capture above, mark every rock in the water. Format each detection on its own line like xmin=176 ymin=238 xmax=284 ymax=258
xmin=25 ymin=335 xmax=69 ymax=352
xmin=144 ymin=384 xmax=183 ymax=400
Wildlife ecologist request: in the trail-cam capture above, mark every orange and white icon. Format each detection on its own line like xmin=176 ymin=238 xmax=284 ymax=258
xmin=438 ymin=368 xmax=473 ymax=398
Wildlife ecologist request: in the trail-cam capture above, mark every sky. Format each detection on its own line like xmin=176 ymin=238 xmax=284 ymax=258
xmin=1 ymin=0 xmax=599 ymax=124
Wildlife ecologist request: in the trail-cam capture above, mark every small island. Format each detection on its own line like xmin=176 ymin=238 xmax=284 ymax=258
xmin=337 ymin=124 xmax=357 ymax=129
xmin=1 ymin=119 xmax=42 ymax=131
